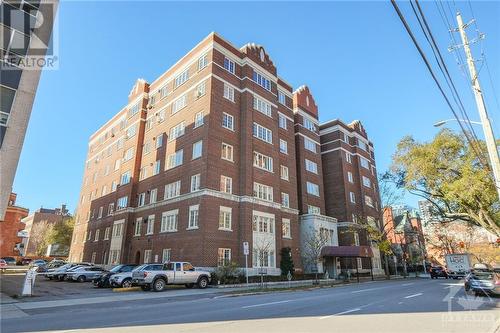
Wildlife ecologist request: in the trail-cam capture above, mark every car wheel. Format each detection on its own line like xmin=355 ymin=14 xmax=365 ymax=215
xmin=141 ymin=285 xmax=151 ymax=291
xmin=58 ymin=275 xmax=64 ymax=281
xmin=185 ymin=283 xmax=194 ymax=289
xmin=77 ymin=275 xmax=86 ymax=283
xmin=153 ymin=279 xmax=166 ymax=292
xmin=121 ymin=279 xmax=132 ymax=288
xmin=197 ymin=276 xmax=209 ymax=289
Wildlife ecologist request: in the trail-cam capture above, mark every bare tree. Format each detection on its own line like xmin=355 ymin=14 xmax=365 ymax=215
xmin=27 ymin=220 xmax=54 ymax=256
xmin=301 ymin=227 xmax=329 ymax=282
xmin=252 ymin=237 xmax=274 ymax=287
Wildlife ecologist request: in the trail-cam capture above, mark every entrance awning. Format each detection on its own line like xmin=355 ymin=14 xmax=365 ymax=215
xmin=321 ymin=246 xmax=374 ymax=258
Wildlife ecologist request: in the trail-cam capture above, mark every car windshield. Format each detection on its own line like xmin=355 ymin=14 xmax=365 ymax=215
xmin=110 ymin=265 xmax=124 ymax=273
xmin=472 ymin=272 xmax=494 ymax=280
xmin=58 ymin=264 xmax=72 ymax=270
xmin=132 ymin=265 xmax=147 ymax=271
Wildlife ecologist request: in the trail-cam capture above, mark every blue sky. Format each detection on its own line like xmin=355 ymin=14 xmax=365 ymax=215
xmin=13 ymin=0 xmax=500 ymax=213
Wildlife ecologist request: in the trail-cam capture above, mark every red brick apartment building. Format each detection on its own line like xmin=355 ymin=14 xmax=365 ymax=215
xmin=69 ymin=33 xmax=384 ymax=276
xmin=0 ymin=193 xmax=28 ymax=257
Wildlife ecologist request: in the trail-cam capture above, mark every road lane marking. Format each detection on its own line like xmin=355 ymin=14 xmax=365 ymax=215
xmin=241 ymin=300 xmax=291 ymax=309
xmin=319 ymin=308 xmax=361 ymax=319
xmin=402 ymin=283 xmax=414 ymax=286
xmin=404 ymin=293 xmax=423 ymax=299
xmin=351 ymin=287 xmax=383 ymax=293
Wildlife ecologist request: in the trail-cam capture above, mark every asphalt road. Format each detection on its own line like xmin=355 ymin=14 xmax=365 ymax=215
xmin=1 ymin=279 xmax=498 ymax=333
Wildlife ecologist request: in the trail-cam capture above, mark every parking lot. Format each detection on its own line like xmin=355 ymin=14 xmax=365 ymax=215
xmin=0 ymin=272 xmax=117 ymax=301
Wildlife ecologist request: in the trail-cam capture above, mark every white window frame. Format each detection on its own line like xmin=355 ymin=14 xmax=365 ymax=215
xmin=223 ymin=84 xmax=235 ymax=102
xmin=305 ymin=159 xmax=318 ymax=174
xmin=188 ymin=205 xmax=199 ymax=229
xmin=192 ymin=140 xmax=203 ymax=160
xmin=166 ymin=149 xmax=183 ymax=169
xmin=222 ymin=113 xmax=234 ymax=131
xmin=221 ymin=142 xmax=234 ymax=162
xmin=280 ymin=165 xmax=289 ymax=181
xmin=191 ymin=174 xmax=201 ymax=192
xmin=253 ymin=151 xmax=273 ymax=172
xmin=279 ymin=139 xmax=288 ymax=154
xmin=164 ymin=180 xmax=181 ymax=200
xmin=220 ymin=175 xmax=233 ymax=194
xmin=282 ymin=218 xmax=291 ymax=239
xmin=306 ymin=182 xmax=320 ymax=197
xmin=161 ymin=209 xmax=179 ymax=233
xmin=218 ymin=206 xmax=232 ymax=231
xmin=253 ymin=122 xmax=273 ymax=144
xmin=253 ymin=182 xmax=274 ymax=202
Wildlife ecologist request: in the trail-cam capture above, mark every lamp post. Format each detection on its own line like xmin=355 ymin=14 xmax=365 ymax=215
xmin=433 ymin=119 xmax=482 ymax=128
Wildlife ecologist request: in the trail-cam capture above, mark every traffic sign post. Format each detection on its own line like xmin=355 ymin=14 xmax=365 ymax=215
xmin=243 ymin=241 xmax=249 ymax=285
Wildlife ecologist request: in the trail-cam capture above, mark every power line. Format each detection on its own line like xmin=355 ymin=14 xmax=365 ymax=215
xmin=389 ymin=0 xmax=490 ymax=170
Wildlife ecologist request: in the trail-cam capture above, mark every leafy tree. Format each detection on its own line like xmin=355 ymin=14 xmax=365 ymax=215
xmin=46 ymin=216 xmax=74 ymax=248
xmin=390 ymin=129 xmax=500 ymax=236
xmin=279 ymin=247 xmax=294 ymax=277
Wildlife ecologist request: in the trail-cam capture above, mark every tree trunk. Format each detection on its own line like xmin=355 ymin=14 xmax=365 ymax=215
xmin=384 ymin=254 xmax=390 ymax=279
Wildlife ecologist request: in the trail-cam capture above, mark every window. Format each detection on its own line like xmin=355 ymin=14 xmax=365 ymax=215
xmin=253 ymin=151 xmax=273 ymax=172
xmin=196 ymin=81 xmax=206 ymax=98
xmin=153 ymin=160 xmax=161 ymax=176
xmin=282 ymin=218 xmax=291 ymax=238
xmin=138 ymin=193 xmax=146 ymax=207
xmin=117 ymin=196 xmax=128 ymax=210
xmin=360 ymin=157 xmax=370 ymax=169
xmin=146 ymin=215 xmax=155 ymax=235
xmin=104 ymin=227 xmax=110 ymax=240
xmin=253 ymin=96 xmax=272 ymax=117
xmin=279 ymin=139 xmax=288 ymax=154
xmin=279 ymin=113 xmax=287 ymax=129
xmin=134 ymin=218 xmax=142 ymax=236
xmin=144 ymin=250 xmax=152 ymax=264
xmin=358 ymin=140 xmax=367 ymax=151
xmin=198 ymin=54 xmax=208 ymax=70
xmin=253 ymin=249 xmax=275 ymax=268
xmin=253 ymin=182 xmax=273 ymax=202
xmin=191 ymin=174 xmax=201 ymax=192
xmin=306 ymin=182 xmax=320 ymax=196
xmin=164 ymin=181 xmax=181 ymax=199
xmin=280 ymin=165 xmax=289 ymax=180
xmin=188 ymin=205 xmax=199 ymax=229
xmin=166 ymin=149 xmax=183 ymax=169
xmin=87 ymin=230 xmax=92 ymax=242
xmin=350 ymin=192 xmax=356 ymax=203
xmin=252 ymin=123 xmax=272 ymax=144
xmin=174 ymin=69 xmax=189 ymax=88
xmin=252 ymin=71 xmax=271 ymax=90
xmin=143 ymin=142 xmax=151 ymax=155
xmin=162 ymin=249 xmax=171 ymax=263
xmin=146 ymin=117 xmax=153 ymax=131
xmin=157 ymin=109 xmax=166 ymax=123
xmin=304 ymin=137 xmax=317 ymax=153
xmin=120 ymin=171 xmax=131 ymax=185
xmin=117 ymin=138 xmax=124 ymax=150
xmin=303 ymin=117 xmax=317 ymax=132
xmin=128 ymin=102 xmax=140 ymax=117
xmin=308 ymin=205 xmax=320 ymax=214
xmin=281 ymin=193 xmax=290 ymax=208
xmin=192 ymin=140 xmax=203 ymax=159
xmin=222 ymin=113 xmax=234 ymax=131
xmin=221 ymin=143 xmax=233 ymax=161
xmin=223 ymin=84 xmax=235 ymax=102
xmin=169 ymin=122 xmax=185 ymax=141
xmin=218 ymin=248 xmax=231 ymax=266
xmin=91 ymin=252 xmax=96 ymax=263
xmin=114 ymin=159 xmax=121 ymax=171
xmin=362 ymin=176 xmax=371 ymax=188
xmin=305 ymin=159 xmax=318 ymax=174
xmin=219 ymin=206 xmax=232 ymax=230
xmin=94 ymin=229 xmax=100 ymax=241
xmin=150 ymin=188 xmax=157 ymax=204
xmin=278 ymin=91 xmax=286 ymax=105
xmin=365 ymin=195 xmax=374 ymax=207
xmin=104 ymin=165 xmax=110 ymax=176
xmin=220 ymin=175 xmax=232 ymax=194
xmin=161 ymin=210 xmax=179 ymax=232
xmin=104 ymin=201 xmax=113 ymax=215
xmin=139 ymin=167 xmax=148 ymax=181
xmin=155 ymin=134 xmax=163 ymax=148
xmin=126 ymin=124 xmax=137 ymax=139
xmin=348 ymin=172 xmax=354 ymax=183
xmin=194 ymin=111 xmax=204 ymax=128
xmin=354 ymin=232 xmax=360 ymax=246
xmin=98 ymin=206 xmax=103 ymax=218
xmin=223 ymin=57 xmax=235 ymax=74
xmin=252 ymin=213 xmax=275 ymax=234
xmin=109 ymin=250 xmax=121 ymax=264
xmin=172 ymin=94 xmax=187 ymax=114
xmin=112 ymin=222 xmax=123 ymax=237
xmin=346 ymin=152 xmax=352 ymax=163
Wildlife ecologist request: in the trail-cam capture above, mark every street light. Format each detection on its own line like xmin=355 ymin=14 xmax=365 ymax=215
xmin=433 ymin=118 xmax=482 ymax=127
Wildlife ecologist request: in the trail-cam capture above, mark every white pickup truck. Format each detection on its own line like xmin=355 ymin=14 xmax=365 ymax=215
xmin=132 ymin=261 xmax=211 ymax=292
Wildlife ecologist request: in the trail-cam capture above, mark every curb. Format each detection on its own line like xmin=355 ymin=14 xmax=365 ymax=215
xmin=112 ymin=287 xmax=141 ymax=292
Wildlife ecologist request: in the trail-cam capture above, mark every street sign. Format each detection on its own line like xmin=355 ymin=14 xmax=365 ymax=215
xmin=258 ymin=267 xmax=267 ymax=275
xmin=287 ymin=271 xmax=292 ymax=281
xmin=21 ymin=267 xmax=37 ymax=296
xmin=243 ymin=242 xmax=249 ymax=256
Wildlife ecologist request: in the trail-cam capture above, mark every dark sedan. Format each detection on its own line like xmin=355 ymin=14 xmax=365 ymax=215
xmin=430 ymin=266 xmax=449 ymax=279
xmin=93 ymin=264 xmax=137 ymax=288
xmin=1 ymin=257 xmax=16 ymax=266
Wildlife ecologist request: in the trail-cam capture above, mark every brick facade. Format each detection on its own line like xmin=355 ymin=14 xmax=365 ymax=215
xmin=0 ymin=193 xmax=28 ymax=257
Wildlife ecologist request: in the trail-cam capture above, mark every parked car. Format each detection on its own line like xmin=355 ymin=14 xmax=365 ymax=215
xmin=93 ymin=264 xmax=137 ymax=288
xmin=464 ymin=269 xmax=500 ymax=296
xmin=21 ymin=258 xmax=33 ymax=265
xmin=430 ymin=266 xmax=449 ymax=279
xmin=132 ymin=261 xmax=211 ymax=292
xmin=36 ymin=260 xmax=66 ymax=273
xmin=67 ymin=266 xmax=107 ymax=282
xmin=109 ymin=264 xmax=156 ymax=288
xmin=1 ymin=257 xmax=16 ymax=266
xmin=29 ymin=259 xmax=47 ymax=269
xmin=45 ymin=263 xmax=92 ymax=281
xmin=0 ymin=259 xmax=8 ymax=271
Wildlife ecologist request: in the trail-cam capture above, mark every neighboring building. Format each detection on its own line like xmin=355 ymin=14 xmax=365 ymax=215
xmin=418 ymin=200 xmax=435 ymax=227
xmin=21 ymin=204 xmax=70 ymax=256
xmin=0 ymin=193 xmax=28 ymax=257
xmin=69 ymin=32 xmax=384 ymax=277
xmin=0 ymin=0 xmax=58 ymax=220
xmin=383 ymin=207 xmax=426 ymax=268
xmin=319 ymin=119 xmax=384 ymax=276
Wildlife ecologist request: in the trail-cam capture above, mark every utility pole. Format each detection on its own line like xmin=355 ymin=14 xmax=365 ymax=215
xmin=456 ymin=12 xmax=500 ymax=200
